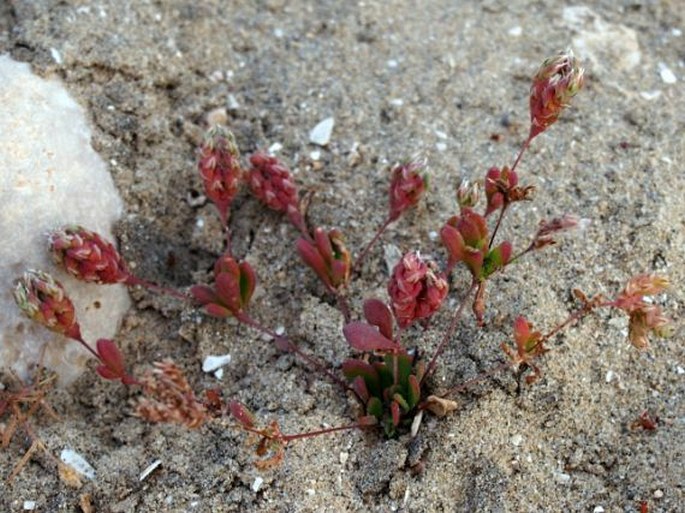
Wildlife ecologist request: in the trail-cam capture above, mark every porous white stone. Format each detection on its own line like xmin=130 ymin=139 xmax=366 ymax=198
xmin=0 ymin=55 xmax=129 ymax=383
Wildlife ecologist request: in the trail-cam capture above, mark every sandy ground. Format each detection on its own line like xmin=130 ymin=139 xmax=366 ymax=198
xmin=1 ymin=1 xmax=683 ymax=512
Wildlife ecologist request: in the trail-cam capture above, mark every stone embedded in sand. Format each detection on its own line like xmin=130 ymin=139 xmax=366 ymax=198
xmin=309 ymin=117 xmax=334 ymax=146
xmin=0 ymin=55 xmax=129 ymax=383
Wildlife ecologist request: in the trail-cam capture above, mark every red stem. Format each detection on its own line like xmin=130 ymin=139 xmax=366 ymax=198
xmin=421 ymin=281 xmax=478 ymax=386
xmin=236 ymin=313 xmax=356 ymax=400
xmin=353 ymin=215 xmax=395 ymax=274
xmin=124 ymin=275 xmax=188 ymax=300
xmin=281 ymin=421 xmax=370 ymax=442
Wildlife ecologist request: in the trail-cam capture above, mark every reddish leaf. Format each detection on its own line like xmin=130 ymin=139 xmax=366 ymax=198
xmin=189 ymin=285 xmax=217 ymax=306
xmin=229 ymin=400 xmax=255 ymax=428
xmin=343 ymin=321 xmax=398 ymax=352
xmin=363 ymin=298 xmax=393 ymax=339
xmin=95 ymin=338 xmax=125 ymax=378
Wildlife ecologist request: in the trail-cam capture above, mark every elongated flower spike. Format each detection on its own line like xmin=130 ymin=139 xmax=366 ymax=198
xmin=49 ymin=226 xmax=129 ymax=284
xmin=387 ymin=251 xmax=448 ymax=328
xmin=297 ymin=227 xmax=351 ymax=292
xmin=13 ymin=270 xmax=83 ymax=341
xmin=190 ymin=253 xmax=257 ymax=319
xmin=529 ymin=49 xmax=585 ymax=140
xmin=198 ymin=125 xmax=242 ymax=226
xmin=388 ymin=157 xmax=428 ymax=221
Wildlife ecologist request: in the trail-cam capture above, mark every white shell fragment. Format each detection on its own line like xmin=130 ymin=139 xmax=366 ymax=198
xmin=309 ymin=117 xmax=334 ymax=146
xmin=252 ymin=476 xmax=264 ymax=492
xmin=60 ymin=448 xmax=96 ymax=480
xmin=202 ymin=354 xmax=232 ymax=373
xmin=139 ymin=459 xmax=163 ymax=482
xmin=658 ymin=63 xmax=677 ymax=84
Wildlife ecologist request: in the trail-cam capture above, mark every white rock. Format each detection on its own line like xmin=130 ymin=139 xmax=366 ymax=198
xmin=310 ymin=150 xmax=321 ymax=161
xmin=202 ymin=354 xmax=232 ymax=373
xmin=0 ymin=54 xmax=129 ymax=383
xmin=658 ymin=63 xmax=677 ymax=84
xmin=339 ymin=451 xmax=349 ymax=465
xmin=60 ymin=448 xmax=96 ymax=480
xmin=309 ymin=117 xmax=334 ymax=146
xmin=23 ymin=501 xmax=36 ymax=511
xmin=563 ymin=6 xmax=641 ymax=74
xmin=268 ymin=142 xmax=283 ymax=154
xmin=511 ymin=434 xmax=523 ymax=446
xmin=508 ymin=26 xmax=522 ymax=37
xmin=593 ymin=507 xmax=605 ymax=513
xmin=252 ymin=476 xmax=264 ymax=492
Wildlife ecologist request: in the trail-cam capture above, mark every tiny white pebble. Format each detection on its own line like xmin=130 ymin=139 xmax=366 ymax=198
xmin=274 ymin=28 xmax=284 ymax=38
xmin=653 ymin=489 xmax=664 ymax=499
xmin=213 ymin=368 xmax=224 ymax=380
xmin=202 ymin=354 xmax=232 ymax=373
xmin=507 ymin=26 xmax=522 ymax=37
xmin=410 ymin=410 xmax=424 ymax=438
xmin=306 ymin=488 xmax=316 ymax=496
xmin=605 ymin=370 xmax=615 ymax=383
xmin=389 ymin=98 xmax=404 ymax=107
xmin=195 ymin=217 xmax=204 ymax=228
xmin=23 ymin=501 xmax=36 ymax=511
xmin=310 ymin=150 xmax=321 ymax=161
xmin=659 ymin=63 xmax=677 ymax=84
xmin=428 ymin=230 xmax=438 ymax=241
xmin=593 ymin=507 xmax=605 ymax=513
xmin=50 ymin=48 xmax=63 ymax=64
xmin=227 ymin=94 xmax=240 ymax=110
xmin=60 ymin=448 xmax=96 ymax=480
xmin=554 ymin=471 xmax=571 ymax=484
xmin=672 ymin=28 xmax=682 ymax=36
xmin=435 ymin=142 xmax=447 ymax=152
xmin=434 ymin=130 xmax=448 ymax=139
xmin=139 ymin=459 xmax=162 ymax=482
xmin=268 ymin=142 xmax=283 ymax=154
xmin=252 ymin=476 xmax=264 ymax=492
xmin=339 ymin=451 xmax=349 ymax=465
xmin=511 ymin=434 xmax=523 ymax=447
xmin=275 ymin=325 xmax=286 ymax=336
xmin=640 ymin=90 xmax=662 ymax=101
xmin=387 ymin=59 xmax=398 ymax=68
xmin=309 ymin=117 xmax=335 ymax=146
xmin=676 ymin=366 xmax=685 ymax=375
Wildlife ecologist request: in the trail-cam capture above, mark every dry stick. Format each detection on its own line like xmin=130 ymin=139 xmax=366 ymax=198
xmin=236 ymin=313 xmax=356 ymax=400
xmin=280 ymin=421 xmax=373 ymax=442
xmin=352 ymin=216 xmax=395 ymax=274
xmin=421 ymin=281 xmax=478 ymax=386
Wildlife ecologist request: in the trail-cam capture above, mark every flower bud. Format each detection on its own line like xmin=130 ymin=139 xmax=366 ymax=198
xmin=198 ymin=126 xmax=242 ymax=224
xmin=456 ymin=179 xmax=480 ymax=211
xmin=387 ymin=251 xmax=448 ymax=328
xmin=13 ymin=269 xmax=82 ymax=340
xmin=389 ymin=157 xmax=427 ymax=220
xmin=529 ymin=50 xmax=585 ymax=139
xmin=297 ymin=227 xmax=351 ymax=291
xmin=190 ymin=254 xmax=256 ymax=318
xmin=49 ymin=226 xmax=129 ymax=284
xmin=247 ymin=152 xmax=299 ymax=213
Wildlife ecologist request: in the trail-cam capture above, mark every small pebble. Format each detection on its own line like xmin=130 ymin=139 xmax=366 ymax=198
xmin=309 ymin=117 xmax=335 ymax=146
xmin=508 ymin=26 xmax=522 ymax=36
xmin=60 ymin=448 xmax=96 ymax=480
xmin=435 ymin=142 xmax=447 ymax=152
xmin=593 ymin=507 xmax=605 ymax=513
xmin=202 ymin=354 xmax=232 ymax=373
xmin=653 ymin=489 xmax=664 ymax=499
xmin=227 ymin=94 xmax=240 ymax=110
xmin=387 ymin=59 xmax=398 ymax=68
xmin=268 ymin=142 xmax=283 ymax=154
xmin=252 ymin=476 xmax=264 ymax=492
xmin=658 ymin=63 xmax=677 ymax=84
xmin=306 ymin=488 xmax=316 ymax=496
xmin=339 ymin=451 xmax=349 ymax=465
xmin=50 ymin=48 xmax=63 ymax=64
xmin=23 ymin=501 xmax=36 ymax=511
xmin=310 ymin=150 xmax=321 ymax=161
xmin=605 ymin=370 xmax=615 ymax=383
xmin=511 ymin=434 xmax=523 ymax=447
xmin=676 ymin=366 xmax=684 ymax=375
xmin=554 ymin=471 xmax=571 ymax=484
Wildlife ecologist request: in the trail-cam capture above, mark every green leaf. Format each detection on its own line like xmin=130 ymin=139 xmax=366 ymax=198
xmin=407 ymin=374 xmax=421 ymax=409
xmin=342 ymin=359 xmax=381 ymax=397
xmin=366 ymin=396 xmax=383 ymax=419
